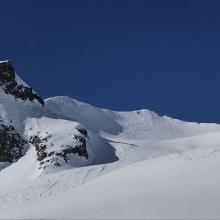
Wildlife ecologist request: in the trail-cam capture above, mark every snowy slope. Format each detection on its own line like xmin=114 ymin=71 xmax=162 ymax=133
xmin=1 ymin=116 xmax=220 ymax=219
xmin=1 ymin=138 xmax=220 ymax=219
xmin=45 ymin=96 xmax=220 ymax=140
xmin=0 ymin=61 xmax=220 ymax=219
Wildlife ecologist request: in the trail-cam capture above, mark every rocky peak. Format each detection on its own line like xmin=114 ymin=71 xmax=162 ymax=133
xmin=0 ymin=60 xmax=44 ymax=106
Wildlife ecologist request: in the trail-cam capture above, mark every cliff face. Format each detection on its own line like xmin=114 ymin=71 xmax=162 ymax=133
xmin=0 ymin=61 xmax=44 ymax=106
xmin=0 ymin=122 xmax=25 ymax=163
xmin=0 ymin=61 xmax=44 ymax=163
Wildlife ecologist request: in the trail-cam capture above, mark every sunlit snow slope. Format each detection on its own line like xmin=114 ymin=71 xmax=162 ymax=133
xmin=0 ymin=61 xmax=220 ymax=219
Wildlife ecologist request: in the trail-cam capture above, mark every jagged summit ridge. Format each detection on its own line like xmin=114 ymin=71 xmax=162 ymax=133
xmin=0 ymin=60 xmax=44 ymax=105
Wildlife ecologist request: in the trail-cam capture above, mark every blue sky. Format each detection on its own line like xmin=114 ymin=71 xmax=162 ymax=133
xmin=1 ymin=0 xmax=220 ymax=122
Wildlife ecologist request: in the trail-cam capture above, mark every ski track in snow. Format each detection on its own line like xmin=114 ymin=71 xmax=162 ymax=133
xmin=1 ymin=142 xmax=220 ymax=219
xmin=0 ymin=163 xmax=109 ymax=209
xmin=1 ymin=131 xmax=220 ymax=215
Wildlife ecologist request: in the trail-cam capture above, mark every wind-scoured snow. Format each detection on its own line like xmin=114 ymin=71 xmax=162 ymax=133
xmin=45 ymin=96 xmax=220 ymax=140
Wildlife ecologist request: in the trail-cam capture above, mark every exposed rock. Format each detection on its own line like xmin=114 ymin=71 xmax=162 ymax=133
xmin=0 ymin=123 xmax=25 ymax=163
xmin=28 ymin=136 xmax=48 ymax=161
xmin=28 ymin=128 xmax=89 ymax=170
xmin=76 ymin=127 xmax=88 ymax=137
xmin=55 ymin=134 xmax=88 ymax=161
xmin=0 ymin=60 xmax=44 ymax=106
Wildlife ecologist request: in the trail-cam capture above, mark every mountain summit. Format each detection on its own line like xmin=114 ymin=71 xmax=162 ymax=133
xmin=0 ymin=60 xmax=44 ymax=105
xmin=0 ymin=61 xmax=220 ymax=219
xmin=0 ymin=60 xmax=219 ymax=170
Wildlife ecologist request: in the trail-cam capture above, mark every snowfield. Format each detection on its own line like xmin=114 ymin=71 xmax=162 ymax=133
xmin=1 ymin=144 xmax=220 ymax=219
xmin=0 ymin=63 xmax=220 ymax=219
xmin=1 ymin=136 xmax=220 ymax=219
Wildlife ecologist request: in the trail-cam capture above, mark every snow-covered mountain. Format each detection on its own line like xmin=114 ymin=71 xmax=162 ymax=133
xmin=0 ymin=60 xmax=220 ymax=219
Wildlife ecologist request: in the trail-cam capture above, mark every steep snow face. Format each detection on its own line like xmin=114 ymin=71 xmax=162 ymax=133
xmin=45 ymin=96 xmax=220 ymax=140
xmin=0 ymin=60 xmax=44 ymax=133
xmin=45 ymin=96 xmax=123 ymax=135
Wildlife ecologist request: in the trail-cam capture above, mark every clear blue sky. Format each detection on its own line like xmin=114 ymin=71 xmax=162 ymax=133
xmin=1 ymin=0 xmax=220 ymax=122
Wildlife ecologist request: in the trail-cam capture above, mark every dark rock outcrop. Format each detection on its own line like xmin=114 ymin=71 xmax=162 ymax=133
xmin=0 ymin=60 xmax=45 ymax=163
xmin=0 ymin=60 xmax=44 ymax=106
xmin=76 ymin=127 xmax=88 ymax=136
xmin=28 ymin=129 xmax=89 ymax=169
xmin=0 ymin=123 xmax=25 ymax=163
